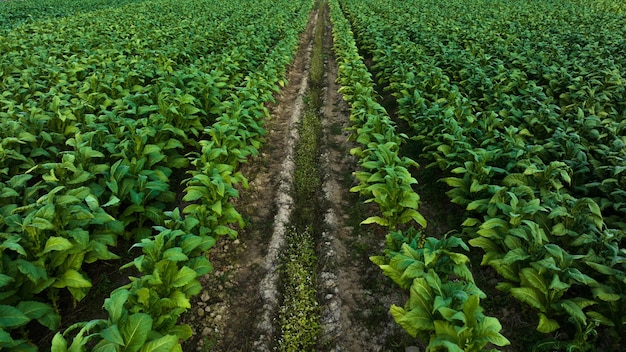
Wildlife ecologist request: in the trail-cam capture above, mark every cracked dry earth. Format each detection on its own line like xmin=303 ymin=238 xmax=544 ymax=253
xmin=181 ymin=4 xmax=408 ymax=351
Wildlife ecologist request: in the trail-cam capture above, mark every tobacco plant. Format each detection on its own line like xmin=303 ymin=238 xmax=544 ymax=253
xmin=330 ymin=2 xmax=506 ymax=349
xmin=372 ymin=230 xmax=510 ymax=351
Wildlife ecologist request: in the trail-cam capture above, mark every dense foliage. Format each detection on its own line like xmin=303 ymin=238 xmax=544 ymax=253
xmin=338 ymin=0 xmax=626 ymax=350
xmin=329 ymin=0 xmax=508 ymax=350
xmin=0 ymin=0 xmax=313 ymax=350
xmin=0 ymin=0 xmax=147 ymax=30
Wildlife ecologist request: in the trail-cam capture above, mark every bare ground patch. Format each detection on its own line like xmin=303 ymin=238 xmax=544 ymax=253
xmin=182 ymin=3 xmax=414 ymax=351
xmin=180 ymin=8 xmax=317 ymax=352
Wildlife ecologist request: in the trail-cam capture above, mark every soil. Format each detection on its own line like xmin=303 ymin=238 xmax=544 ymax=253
xmin=180 ymin=2 xmax=411 ymax=351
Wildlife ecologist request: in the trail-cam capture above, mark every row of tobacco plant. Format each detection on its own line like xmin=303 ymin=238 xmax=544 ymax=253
xmin=0 ymin=0 xmax=146 ymax=30
xmin=329 ymin=0 xmax=510 ymax=350
xmin=0 ymin=0 xmax=313 ymax=350
xmin=340 ymin=0 xmax=626 ymax=350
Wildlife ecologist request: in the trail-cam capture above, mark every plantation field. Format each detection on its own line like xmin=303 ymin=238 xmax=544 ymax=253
xmin=0 ymin=0 xmax=313 ymax=349
xmin=1 ymin=0 xmax=626 ymax=350
xmin=339 ymin=0 xmax=626 ymax=350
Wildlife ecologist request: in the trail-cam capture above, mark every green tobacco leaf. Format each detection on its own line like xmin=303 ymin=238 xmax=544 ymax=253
xmin=143 ymin=144 xmax=161 ymax=155
xmin=17 ymin=259 xmax=47 ymax=283
xmin=585 ymin=261 xmax=615 ymax=275
xmin=28 ymin=217 xmax=55 ymax=230
xmin=442 ymin=177 xmax=465 ymax=188
xmin=592 ymin=286 xmax=621 ymax=302
xmin=170 ymin=291 xmax=191 ymax=309
xmin=93 ymin=341 xmax=121 ymax=352
xmin=467 ymin=198 xmax=489 ymax=211
xmin=53 ymin=269 xmax=92 ymax=289
xmin=1 ymin=236 xmax=27 ymax=256
xmin=179 ymin=236 xmax=202 ymax=255
xmin=104 ymin=290 xmax=130 ymax=323
xmin=502 ymin=247 xmax=530 ymax=265
xmin=490 ymin=259 xmax=519 ymax=282
xmin=468 ymin=237 xmax=501 ymax=256
xmin=85 ymin=194 xmax=100 ymax=211
xmin=433 ymin=320 xmax=462 ymax=346
xmin=428 ymin=338 xmax=464 ymax=352
xmin=409 ymin=278 xmax=434 ymax=312
xmin=401 ymin=262 xmax=426 ymax=282
xmin=361 ymin=215 xmax=389 ymax=226
xmin=188 ymin=257 xmax=213 ymax=277
xmin=548 ymin=274 xmax=570 ymax=292
xmin=0 ymin=305 xmax=31 ymax=329
xmin=139 ymin=334 xmax=178 ymax=352
xmin=51 ymin=333 xmax=68 ymax=352
xmin=121 ymin=313 xmax=152 ymax=352
xmin=42 ymin=236 xmax=74 ymax=255
xmin=171 ymin=266 xmax=197 ymax=288
xmin=510 ymin=287 xmax=546 ymax=312
xmin=462 ymin=295 xmax=480 ymax=322
xmin=537 ymin=312 xmax=560 ymax=333
xmin=402 ymin=208 xmax=427 ymax=228
xmin=438 ymin=306 xmax=465 ymax=323
xmin=390 ymin=304 xmax=433 ymax=337
xmin=182 ymin=186 xmax=206 ymax=202
xmin=162 ymin=248 xmax=188 ymax=262
xmin=519 ymin=267 xmax=548 ymax=295
xmin=100 ymin=324 xmax=124 ymax=346
xmin=379 ymin=264 xmax=405 ymax=288
xmin=462 ymin=217 xmax=481 ymax=227
xmin=102 ymin=195 xmax=121 ymax=207
xmin=136 ymin=287 xmax=151 ymax=306
xmin=475 ymin=316 xmax=510 ymax=346
xmin=0 ymin=274 xmax=14 ymax=288
xmin=560 ymin=299 xmax=586 ymax=325
xmin=586 ymin=311 xmax=615 ymax=326
xmin=168 ymin=324 xmax=193 ymax=340
xmin=38 ymin=310 xmax=62 ymax=331
xmin=17 ymin=301 xmax=59 ymax=330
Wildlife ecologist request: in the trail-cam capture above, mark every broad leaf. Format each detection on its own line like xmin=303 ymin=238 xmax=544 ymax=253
xmin=171 ymin=266 xmax=197 ymax=288
xmin=121 ymin=313 xmax=152 ymax=352
xmin=53 ymin=269 xmax=92 ymax=289
xmin=537 ymin=312 xmax=560 ymax=333
xmin=510 ymin=287 xmax=546 ymax=312
xmin=0 ymin=305 xmax=30 ymax=329
xmin=104 ymin=290 xmax=130 ymax=323
xmin=42 ymin=236 xmax=74 ymax=255
xmin=100 ymin=324 xmax=124 ymax=346
xmin=560 ymin=299 xmax=586 ymax=325
xmin=139 ymin=334 xmax=178 ymax=352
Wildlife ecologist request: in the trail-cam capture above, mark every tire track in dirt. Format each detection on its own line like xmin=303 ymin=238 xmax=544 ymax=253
xmin=251 ymin=8 xmax=316 ymax=352
xmin=183 ymin=2 xmax=407 ymax=351
xmin=316 ymin=3 xmax=406 ymax=351
xmin=181 ymin=8 xmax=317 ymax=352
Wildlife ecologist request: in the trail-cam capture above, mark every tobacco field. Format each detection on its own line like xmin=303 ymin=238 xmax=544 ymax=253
xmin=1 ymin=0 xmax=626 ymax=351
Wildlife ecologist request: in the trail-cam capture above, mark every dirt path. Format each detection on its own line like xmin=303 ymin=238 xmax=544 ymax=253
xmin=182 ymin=2 xmax=407 ymax=351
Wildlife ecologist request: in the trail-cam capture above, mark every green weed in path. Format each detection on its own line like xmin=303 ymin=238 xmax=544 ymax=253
xmin=277 ymin=227 xmax=320 ymax=351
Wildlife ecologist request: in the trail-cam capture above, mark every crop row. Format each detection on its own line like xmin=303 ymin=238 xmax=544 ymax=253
xmin=339 ymin=0 xmax=626 ymax=350
xmin=0 ymin=0 xmax=147 ymax=30
xmin=0 ymin=0 xmax=313 ymax=350
xmin=329 ymin=0 xmax=509 ymax=350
